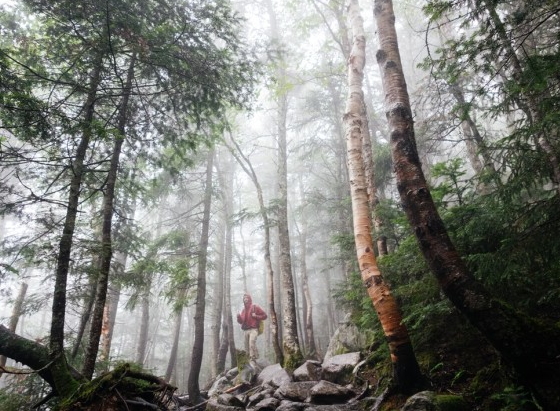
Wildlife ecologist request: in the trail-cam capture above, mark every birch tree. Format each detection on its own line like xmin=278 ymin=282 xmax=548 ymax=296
xmin=374 ymin=0 xmax=560 ymax=408
xmin=344 ymin=0 xmax=423 ymax=393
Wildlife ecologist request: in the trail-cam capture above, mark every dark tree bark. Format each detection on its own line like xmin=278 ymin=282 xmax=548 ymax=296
xmin=373 ymin=0 xmax=560 ymax=408
xmin=50 ymin=53 xmax=103 ymax=360
xmin=70 ymin=277 xmax=96 ymax=359
xmin=187 ymin=149 xmax=214 ymax=404
xmin=298 ymin=222 xmax=318 ymax=359
xmin=99 ymin=189 xmax=137 ymax=368
xmin=211 ymin=219 xmax=225 ymax=378
xmin=165 ymin=306 xmax=183 ymax=382
xmin=264 ymin=0 xmax=302 ymax=369
xmin=224 ymin=213 xmax=237 ymax=369
xmin=0 ymin=282 xmax=28 ymax=376
xmin=82 ymin=53 xmax=136 ymax=379
xmin=136 ymin=291 xmax=151 ymax=365
xmin=98 ymin=281 xmax=121 ymax=367
xmin=345 ymin=0 xmax=423 ymax=393
xmin=0 ymin=325 xmax=83 ymax=397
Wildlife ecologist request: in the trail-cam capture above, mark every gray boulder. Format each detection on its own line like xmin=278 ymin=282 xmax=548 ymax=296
xmin=257 ymin=363 xmax=293 ymax=388
xmin=323 ymin=314 xmax=368 ymax=362
xmin=274 ymin=381 xmax=317 ymax=402
xmin=276 ymin=400 xmax=310 ymax=410
xmin=206 ymin=397 xmax=245 ymax=411
xmin=208 ymin=376 xmax=233 ymax=398
xmin=321 ymin=352 xmax=361 ymax=385
xmin=217 ymin=393 xmax=246 ymax=407
xmin=308 ymin=380 xmax=354 ymax=405
xmin=401 ymin=391 xmax=468 ymax=411
xmin=252 ymin=397 xmax=281 ymax=410
xmin=293 ymin=360 xmax=322 ymax=382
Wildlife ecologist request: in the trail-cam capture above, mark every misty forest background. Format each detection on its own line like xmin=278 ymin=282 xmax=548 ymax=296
xmin=1 ymin=0 xmax=560 ymax=410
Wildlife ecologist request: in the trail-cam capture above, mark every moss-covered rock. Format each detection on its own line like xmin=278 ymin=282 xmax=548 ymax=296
xmin=401 ymin=391 xmax=468 ymax=411
xmin=434 ymin=394 xmax=468 ymax=411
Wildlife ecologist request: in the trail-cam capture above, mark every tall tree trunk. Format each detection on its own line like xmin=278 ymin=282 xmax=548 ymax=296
xmin=224 ymin=212 xmax=237 ymax=369
xmin=299 ymin=222 xmax=317 ymax=359
xmin=135 ymin=289 xmax=151 ymax=365
xmin=345 ymin=0 xmax=423 ymax=393
xmin=327 ymin=76 xmax=354 ymax=281
xmin=227 ymin=134 xmax=283 ymax=364
xmin=0 ymin=282 xmax=28 ymax=377
xmin=211 ymin=219 xmax=225 ymax=378
xmin=70 ymin=277 xmax=97 ymax=359
xmin=373 ymin=0 xmax=560 ymax=408
xmin=50 ymin=53 xmax=103 ymax=361
xmin=82 ymin=53 xmax=136 ymax=379
xmin=46 ymin=53 xmax=104 ymax=396
xmin=72 ymin=200 xmax=101 ymax=359
xmin=165 ymin=306 xmax=183 ymax=382
xmin=212 ymin=151 xmax=229 ymax=377
xmin=187 ymin=149 xmax=214 ymax=404
xmin=98 ymin=279 xmax=121 ymax=367
xmin=217 ymin=173 xmax=236 ymax=372
xmin=264 ymin=0 xmax=302 ymax=369
xmin=220 ymin=150 xmax=237 ymax=370
xmin=99 ymin=181 xmax=137 ymax=368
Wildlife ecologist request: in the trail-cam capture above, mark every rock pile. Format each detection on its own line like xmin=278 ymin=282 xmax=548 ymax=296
xmin=200 ymin=352 xmax=374 ymax=411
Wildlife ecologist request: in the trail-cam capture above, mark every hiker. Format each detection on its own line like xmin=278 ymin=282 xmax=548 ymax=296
xmin=236 ymin=293 xmax=267 ymax=361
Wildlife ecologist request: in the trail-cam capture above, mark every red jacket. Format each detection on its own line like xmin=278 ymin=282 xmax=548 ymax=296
xmin=237 ymin=294 xmax=267 ymax=330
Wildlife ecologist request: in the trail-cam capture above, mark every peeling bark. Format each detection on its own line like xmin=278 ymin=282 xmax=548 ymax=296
xmin=374 ymin=0 xmax=560 ymax=408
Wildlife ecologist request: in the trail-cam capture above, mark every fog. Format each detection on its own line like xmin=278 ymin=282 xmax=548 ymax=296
xmin=0 ymin=0 xmax=470 ymax=394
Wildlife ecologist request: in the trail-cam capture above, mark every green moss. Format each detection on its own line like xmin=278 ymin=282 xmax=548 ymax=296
xmin=283 ymin=349 xmax=303 ymax=372
xmin=56 ymin=363 xmax=173 ymax=411
xmin=435 ymin=394 xmax=469 ymax=411
xmin=236 ymin=349 xmax=249 ymax=371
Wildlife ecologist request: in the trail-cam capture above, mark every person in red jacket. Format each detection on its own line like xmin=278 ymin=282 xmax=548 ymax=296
xmin=236 ymin=293 xmax=267 ymax=361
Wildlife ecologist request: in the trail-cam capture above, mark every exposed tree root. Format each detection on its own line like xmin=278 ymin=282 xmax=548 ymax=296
xmin=58 ymin=363 xmax=176 ymax=411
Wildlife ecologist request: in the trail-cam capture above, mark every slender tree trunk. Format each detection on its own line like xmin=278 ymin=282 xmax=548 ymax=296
xmin=82 ymin=53 xmax=136 ymax=379
xmin=217 ymin=309 xmax=229 ymax=373
xmin=345 ymin=0 xmax=423 ymax=392
xmin=238 ymin=226 xmax=248 ymax=292
xmin=99 ymin=188 xmax=137 ymax=367
xmin=187 ymin=149 xmax=214 ymax=404
xmin=98 ymin=279 xmax=121 ymax=367
xmin=211 ymin=219 xmax=225 ymax=378
xmin=299 ymin=223 xmax=317 ymax=358
xmin=165 ymin=306 xmax=183 ymax=382
xmin=217 ymin=203 xmax=234 ymax=373
xmin=227 ymin=135 xmax=283 ymax=363
xmin=0 ymin=282 xmax=28 ymax=377
xmin=224 ymin=213 xmax=237 ymax=369
xmin=50 ymin=53 xmax=103 ymax=360
xmin=45 ymin=53 xmax=104 ymax=396
xmin=70 ymin=277 xmax=97 ymax=359
xmin=136 ymin=291 xmax=150 ymax=365
xmin=221 ymin=151 xmax=237 ymax=370
xmin=72 ymin=201 xmax=100 ymax=359
xmin=212 ymin=152 xmax=230 ymax=377
xmin=263 ymin=0 xmax=302 ymax=370
xmin=326 ymin=77 xmax=354 ymax=281
xmin=277 ymin=97 xmax=302 ymax=369
xmin=374 ymin=0 xmax=560 ymax=408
